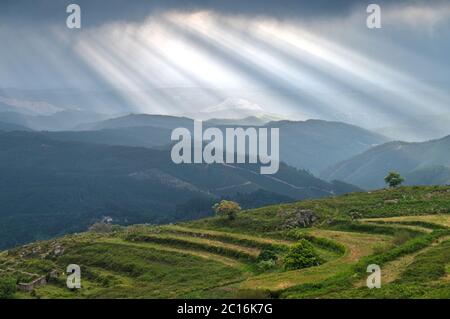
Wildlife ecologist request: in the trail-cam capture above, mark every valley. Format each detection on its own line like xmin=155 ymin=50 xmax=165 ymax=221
xmin=0 ymin=130 xmax=359 ymax=250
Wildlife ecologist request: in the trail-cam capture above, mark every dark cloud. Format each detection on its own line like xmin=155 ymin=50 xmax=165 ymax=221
xmin=0 ymin=0 xmax=424 ymax=28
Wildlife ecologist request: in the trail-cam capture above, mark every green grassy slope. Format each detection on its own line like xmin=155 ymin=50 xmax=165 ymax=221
xmin=1 ymin=186 xmax=450 ymax=299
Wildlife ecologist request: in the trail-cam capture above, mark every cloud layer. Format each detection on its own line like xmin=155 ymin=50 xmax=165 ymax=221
xmin=0 ymin=0 xmax=449 ymax=141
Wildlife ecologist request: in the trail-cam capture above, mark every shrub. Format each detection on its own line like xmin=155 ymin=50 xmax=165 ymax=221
xmin=257 ymin=249 xmax=278 ymax=262
xmin=286 ymin=229 xmax=346 ymax=255
xmin=213 ymin=200 xmax=241 ymax=221
xmin=392 ymin=230 xmax=414 ymax=245
xmin=283 ymin=239 xmax=323 ymax=270
xmin=0 ymin=276 xmax=17 ymax=299
xmin=257 ymin=259 xmax=276 ymax=271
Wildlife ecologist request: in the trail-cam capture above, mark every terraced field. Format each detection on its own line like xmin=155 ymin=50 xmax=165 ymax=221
xmin=1 ymin=186 xmax=450 ymax=299
xmin=362 ymin=214 xmax=450 ymax=228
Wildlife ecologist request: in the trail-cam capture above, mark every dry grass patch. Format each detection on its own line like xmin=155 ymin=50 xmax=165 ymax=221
xmin=361 ymin=214 xmax=450 ymax=228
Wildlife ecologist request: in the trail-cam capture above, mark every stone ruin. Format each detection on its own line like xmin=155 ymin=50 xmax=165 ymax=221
xmin=17 ymin=276 xmax=47 ymax=292
xmin=17 ymin=269 xmax=61 ymax=292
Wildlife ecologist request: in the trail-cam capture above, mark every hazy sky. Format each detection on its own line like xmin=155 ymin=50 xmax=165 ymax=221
xmin=0 ymin=0 xmax=449 ymax=138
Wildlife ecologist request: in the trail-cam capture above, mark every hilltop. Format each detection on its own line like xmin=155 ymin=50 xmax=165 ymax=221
xmin=1 ymin=186 xmax=450 ymax=299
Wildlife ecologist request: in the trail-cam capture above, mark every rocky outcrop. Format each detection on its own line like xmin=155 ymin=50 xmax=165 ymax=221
xmin=283 ymin=209 xmax=317 ymax=229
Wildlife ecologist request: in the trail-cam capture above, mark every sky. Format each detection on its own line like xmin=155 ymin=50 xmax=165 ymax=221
xmin=0 ymin=0 xmax=449 ymax=139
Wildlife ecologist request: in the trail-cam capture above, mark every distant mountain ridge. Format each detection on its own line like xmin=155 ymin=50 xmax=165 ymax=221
xmin=266 ymin=119 xmax=388 ymax=174
xmin=205 ymin=116 xmax=267 ymax=126
xmin=1 ymin=111 xmax=389 ymax=176
xmin=0 ymin=121 xmax=32 ymax=132
xmin=375 ymin=113 xmax=450 ymax=142
xmin=75 ymin=114 xmax=193 ymax=131
xmin=0 ymin=110 xmax=109 ymax=131
xmin=181 ymin=97 xmax=286 ymax=122
xmin=321 ymin=135 xmax=450 ymax=189
xmin=0 ymin=130 xmax=360 ymax=249
xmin=52 ymin=114 xmax=388 ymax=174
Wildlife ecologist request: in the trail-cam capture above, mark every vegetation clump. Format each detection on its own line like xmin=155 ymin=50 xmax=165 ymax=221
xmin=257 ymin=249 xmax=278 ymax=262
xmin=256 ymin=249 xmax=278 ymax=270
xmin=213 ymin=200 xmax=241 ymax=221
xmin=392 ymin=230 xmax=415 ymax=245
xmin=0 ymin=276 xmax=16 ymax=299
xmin=283 ymin=239 xmax=323 ymax=270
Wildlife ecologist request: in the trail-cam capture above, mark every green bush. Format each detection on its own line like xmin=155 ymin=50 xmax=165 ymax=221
xmin=257 ymin=259 xmax=276 ymax=271
xmin=257 ymin=249 xmax=278 ymax=262
xmin=286 ymin=230 xmax=346 ymax=255
xmin=283 ymin=239 xmax=323 ymax=270
xmin=392 ymin=230 xmax=415 ymax=245
xmin=0 ymin=276 xmax=17 ymax=299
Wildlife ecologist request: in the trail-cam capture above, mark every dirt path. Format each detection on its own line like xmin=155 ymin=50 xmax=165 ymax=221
xmin=221 ymin=163 xmax=335 ymax=195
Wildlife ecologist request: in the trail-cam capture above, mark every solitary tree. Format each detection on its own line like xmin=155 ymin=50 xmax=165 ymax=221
xmin=213 ymin=200 xmax=241 ymax=221
xmin=384 ymin=171 xmax=404 ymax=188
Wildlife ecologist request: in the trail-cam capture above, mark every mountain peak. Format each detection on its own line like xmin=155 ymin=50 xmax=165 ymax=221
xmin=205 ymin=98 xmax=265 ymax=113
